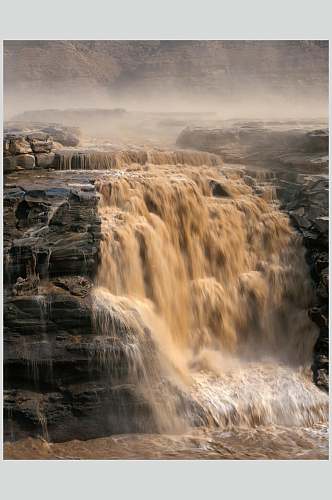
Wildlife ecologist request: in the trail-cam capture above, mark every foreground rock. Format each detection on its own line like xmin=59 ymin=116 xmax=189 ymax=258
xmin=3 ymin=171 xmax=112 ymax=442
xmin=3 ymin=170 xmax=161 ymax=442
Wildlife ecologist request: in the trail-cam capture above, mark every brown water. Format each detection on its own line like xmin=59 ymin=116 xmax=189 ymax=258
xmin=56 ymin=147 xmax=220 ymax=170
xmin=4 ymin=424 xmax=328 ymax=460
xmin=92 ymin=161 xmax=328 ymax=454
xmin=5 ymin=155 xmax=329 ymax=459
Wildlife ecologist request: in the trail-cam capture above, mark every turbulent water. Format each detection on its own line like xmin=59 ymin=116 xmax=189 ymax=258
xmin=56 ymin=147 xmax=220 ymax=170
xmin=85 ymin=157 xmax=327 ymax=455
xmin=5 ymin=151 xmax=328 ymax=460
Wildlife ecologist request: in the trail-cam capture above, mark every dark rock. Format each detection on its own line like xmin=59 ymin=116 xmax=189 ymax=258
xmin=313 ymin=216 xmax=328 ymax=234
xmin=13 ymin=275 xmax=40 ymax=296
xmin=313 ymin=368 xmax=329 ymax=392
xmin=3 ymin=170 xmax=109 ymax=441
xmin=6 ymin=135 xmax=32 ymax=155
xmin=52 ymin=276 xmax=93 ymax=297
xmin=15 ymin=154 xmax=36 ymax=169
xmin=284 ymin=176 xmax=329 ymax=392
xmin=209 ymin=179 xmax=231 ymax=197
xmin=35 ymin=153 xmax=56 ymax=169
xmin=305 ymin=129 xmax=329 ymax=153
xmin=289 ymin=212 xmax=312 ymax=230
xmin=3 ymin=173 xmax=101 ymax=283
xmin=3 ymin=156 xmax=17 ymax=174
xmin=309 ymin=308 xmax=328 ymax=329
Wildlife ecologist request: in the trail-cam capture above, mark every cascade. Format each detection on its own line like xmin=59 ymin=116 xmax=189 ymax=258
xmin=90 ymin=163 xmax=328 ymax=432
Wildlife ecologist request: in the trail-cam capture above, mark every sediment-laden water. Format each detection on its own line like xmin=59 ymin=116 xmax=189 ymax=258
xmin=4 ymin=155 xmax=329 ymax=460
xmin=90 ymin=161 xmax=328 ymax=456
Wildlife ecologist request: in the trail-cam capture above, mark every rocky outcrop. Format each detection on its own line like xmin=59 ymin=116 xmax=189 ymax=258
xmin=3 ymin=123 xmax=80 ymax=174
xmin=4 ymin=168 xmax=172 ymax=442
xmin=176 ymin=124 xmax=328 ymax=174
xmin=283 ymin=178 xmax=329 ymax=392
xmin=2 ymin=171 xmax=119 ymax=442
xmin=4 ymin=283 xmax=154 ymax=442
xmin=4 ymin=174 xmax=100 ymax=281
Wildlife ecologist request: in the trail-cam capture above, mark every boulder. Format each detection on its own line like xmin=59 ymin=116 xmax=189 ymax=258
xmin=52 ymin=276 xmax=93 ymax=297
xmin=3 ymin=156 xmax=17 ymax=174
xmin=35 ymin=153 xmax=56 ymax=169
xmin=27 ymin=133 xmax=53 ymax=153
xmin=313 ymin=216 xmax=328 ymax=234
xmin=13 ymin=275 xmax=40 ymax=296
xmin=41 ymin=126 xmax=80 ymax=147
xmin=6 ymin=135 xmax=32 ymax=155
xmin=15 ymin=154 xmax=36 ymax=169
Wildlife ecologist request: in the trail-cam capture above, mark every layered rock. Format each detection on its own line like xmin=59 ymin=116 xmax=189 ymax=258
xmin=5 ymin=168 xmax=183 ymax=442
xmin=176 ymin=124 xmax=328 ymax=174
xmin=283 ymin=178 xmax=329 ymax=391
xmin=2 ymin=171 xmax=117 ymax=442
xmin=3 ymin=123 xmax=80 ymax=174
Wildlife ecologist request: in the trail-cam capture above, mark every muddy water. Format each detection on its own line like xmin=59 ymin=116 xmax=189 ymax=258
xmin=91 ymin=163 xmax=327 ymax=432
xmin=5 ymin=158 xmax=329 ymax=460
xmin=4 ymin=424 xmax=328 ymax=460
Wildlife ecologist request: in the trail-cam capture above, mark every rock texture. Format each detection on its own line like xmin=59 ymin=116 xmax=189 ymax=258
xmin=284 ymin=179 xmax=329 ymax=391
xmin=2 ymin=171 xmax=125 ymax=442
xmin=3 ymin=123 xmax=80 ymax=173
xmin=177 ymin=124 xmax=328 ymax=174
xmin=4 ymin=170 xmax=169 ymax=442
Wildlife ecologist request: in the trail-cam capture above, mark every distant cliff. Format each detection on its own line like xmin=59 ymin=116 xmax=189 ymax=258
xmin=4 ymin=41 xmax=329 ymax=116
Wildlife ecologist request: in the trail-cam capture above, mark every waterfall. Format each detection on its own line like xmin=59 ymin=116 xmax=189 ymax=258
xmin=90 ymin=163 xmax=328 ymax=433
xmin=55 ymin=148 xmax=221 ymax=170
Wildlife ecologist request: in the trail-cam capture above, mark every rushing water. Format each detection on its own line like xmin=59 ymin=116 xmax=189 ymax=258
xmin=4 ymin=154 xmax=328 ymax=460
xmin=4 ymin=424 xmax=328 ymax=460
xmin=90 ymin=160 xmax=328 ymax=456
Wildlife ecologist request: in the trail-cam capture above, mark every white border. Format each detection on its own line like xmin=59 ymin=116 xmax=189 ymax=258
xmin=1 ymin=1 xmax=331 ymax=499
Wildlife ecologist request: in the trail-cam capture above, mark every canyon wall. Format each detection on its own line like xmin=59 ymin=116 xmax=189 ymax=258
xmin=4 ymin=41 xmax=328 ymax=117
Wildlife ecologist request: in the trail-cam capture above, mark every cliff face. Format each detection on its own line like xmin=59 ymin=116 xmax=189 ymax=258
xmin=4 ymin=41 xmax=329 ymax=116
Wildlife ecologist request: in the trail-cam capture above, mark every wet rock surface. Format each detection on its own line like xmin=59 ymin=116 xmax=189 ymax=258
xmin=3 ymin=170 xmax=167 ymax=442
xmin=283 ymin=178 xmax=329 ymax=392
xmin=2 ymin=170 xmax=120 ymax=442
xmin=4 ymin=172 xmax=101 ymax=281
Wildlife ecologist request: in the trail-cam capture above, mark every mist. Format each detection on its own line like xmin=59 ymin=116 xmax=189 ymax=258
xmin=4 ymin=40 xmax=328 ymax=133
